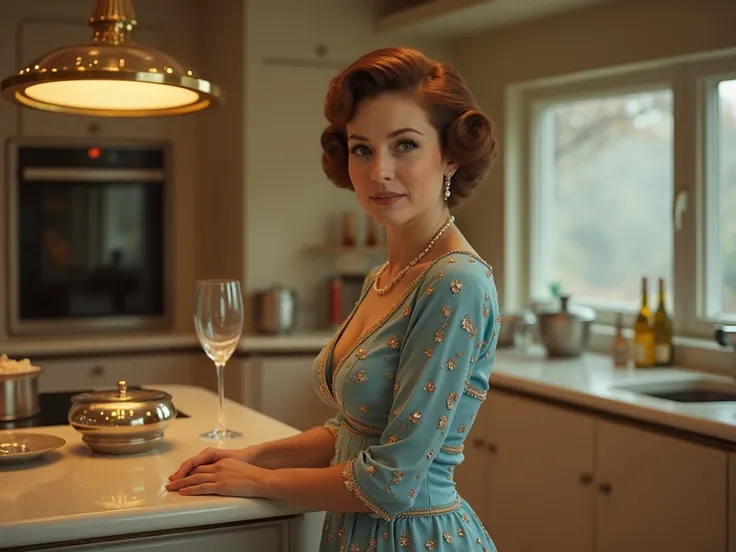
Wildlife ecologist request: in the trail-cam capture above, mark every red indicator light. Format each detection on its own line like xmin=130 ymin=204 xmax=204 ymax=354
xmin=88 ymin=147 xmax=101 ymax=159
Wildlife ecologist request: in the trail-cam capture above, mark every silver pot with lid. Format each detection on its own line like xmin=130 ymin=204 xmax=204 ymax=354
xmin=536 ymin=294 xmax=595 ymax=358
xmin=68 ymin=380 xmax=177 ymax=455
xmin=253 ymin=284 xmax=298 ymax=335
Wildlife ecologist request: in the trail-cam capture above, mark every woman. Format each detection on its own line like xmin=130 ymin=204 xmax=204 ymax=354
xmin=167 ymin=46 xmax=501 ymax=551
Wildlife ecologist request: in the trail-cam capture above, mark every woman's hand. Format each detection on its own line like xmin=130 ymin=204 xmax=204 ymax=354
xmin=168 ymin=445 xmax=263 ymax=482
xmin=165 ymin=457 xmax=271 ymax=497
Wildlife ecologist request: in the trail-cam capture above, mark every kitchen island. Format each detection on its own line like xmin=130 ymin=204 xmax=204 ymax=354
xmin=0 ymin=385 xmax=324 ymax=551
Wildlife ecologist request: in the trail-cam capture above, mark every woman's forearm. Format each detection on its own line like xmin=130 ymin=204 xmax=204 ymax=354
xmin=250 ymin=425 xmax=336 ymax=469
xmin=262 ymin=462 xmax=372 ymax=515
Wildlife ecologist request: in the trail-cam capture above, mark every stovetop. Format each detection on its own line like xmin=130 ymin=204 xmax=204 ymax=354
xmin=0 ymin=388 xmax=189 ymax=431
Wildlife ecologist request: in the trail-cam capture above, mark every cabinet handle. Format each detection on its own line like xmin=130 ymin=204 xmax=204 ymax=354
xmin=598 ymin=482 xmax=612 ymax=494
xmin=487 ymin=443 xmax=498 ymax=454
xmin=90 ymin=365 xmax=105 ymax=376
xmin=472 ymin=437 xmax=485 ymax=449
xmin=579 ymin=473 xmax=593 ymax=485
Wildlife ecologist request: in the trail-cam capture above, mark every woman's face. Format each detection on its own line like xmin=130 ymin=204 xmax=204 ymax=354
xmin=346 ymin=92 xmax=456 ymax=228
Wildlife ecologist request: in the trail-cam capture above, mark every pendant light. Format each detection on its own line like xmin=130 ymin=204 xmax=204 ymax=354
xmin=0 ymin=0 xmax=222 ymax=117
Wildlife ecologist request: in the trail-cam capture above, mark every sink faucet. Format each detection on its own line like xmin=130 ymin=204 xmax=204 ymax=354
xmin=714 ymin=324 xmax=736 ymax=377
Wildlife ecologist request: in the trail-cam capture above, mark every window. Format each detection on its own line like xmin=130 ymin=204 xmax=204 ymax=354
xmin=509 ymin=53 xmax=736 ymax=339
xmin=533 ymin=89 xmax=674 ymax=313
xmin=706 ymin=78 xmax=736 ymax=319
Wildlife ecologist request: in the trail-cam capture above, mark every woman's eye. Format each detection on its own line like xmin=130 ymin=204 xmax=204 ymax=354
xmin=349 ymin=145 xmax=371 ymax=156
xmin=396 ymin=140 xmax=419 ymax=153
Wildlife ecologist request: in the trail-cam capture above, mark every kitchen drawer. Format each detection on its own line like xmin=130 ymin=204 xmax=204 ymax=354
xmin=52 ymin=519 xmax=292 ymax=551
xmin=37 ymin=353 xmax=194 ymax=392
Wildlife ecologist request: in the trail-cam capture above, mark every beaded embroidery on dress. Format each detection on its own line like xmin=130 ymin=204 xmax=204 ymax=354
xmin=312 ymin=250 xmax=501 ymax=551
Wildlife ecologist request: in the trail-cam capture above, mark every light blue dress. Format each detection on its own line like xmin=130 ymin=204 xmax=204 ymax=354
xmin=312 ymin=250 xmax=501 ymax=552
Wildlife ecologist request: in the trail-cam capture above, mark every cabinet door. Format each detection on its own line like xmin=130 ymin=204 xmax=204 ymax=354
xmin=38 ymin=353 xmax=194 ymax=392
xmin=480 ymin=390 xmax=596 ymax=552
xmin=240 ymin=355 xmax=336 ymax=432
xmin=56 ymin=519 xmax=291 ymax=551
xmin=596 ymin=420 xmax=727 ymax=552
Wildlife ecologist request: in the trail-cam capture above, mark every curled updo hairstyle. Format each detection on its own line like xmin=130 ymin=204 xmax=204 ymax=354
xmin=320 ymin=47 xmax=499 ymax=207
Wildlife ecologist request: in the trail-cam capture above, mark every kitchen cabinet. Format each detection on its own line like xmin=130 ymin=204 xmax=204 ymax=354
xmin=238 ymin=355 xmax=336 ymax=432
xmin=596 ymin=419 xmax=726 ymax=552
xmin=455 ymin=390 xmax=596 ymax=552
xmin=456 ymin=389 xmax=729 ymax=552
xmin=55 ymin=518 xmax=292 ymax=551
xmin=37 ymin=353 xmax=195 ymax=392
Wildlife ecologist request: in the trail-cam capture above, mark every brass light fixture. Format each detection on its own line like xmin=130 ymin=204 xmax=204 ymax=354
xmin=0 ymin=0 xmax=222 ymax=117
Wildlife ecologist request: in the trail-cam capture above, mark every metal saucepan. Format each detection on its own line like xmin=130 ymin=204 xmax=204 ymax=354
xmin=253 ymin=284 xmax=298 ymax=335
xmin=536 ymin=294 xmax=596 ymax=358
xmin=0 ymin=356 xmax=41 ymax=421
xmin=498 ymin=309 xmax=537 ymax=347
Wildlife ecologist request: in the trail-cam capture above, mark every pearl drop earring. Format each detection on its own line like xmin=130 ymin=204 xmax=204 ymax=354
xmin=444 ymin=172 xmax=452 ymax=201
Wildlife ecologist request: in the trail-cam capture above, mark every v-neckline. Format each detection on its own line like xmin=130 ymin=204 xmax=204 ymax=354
xmin=327 ymin=250 xmax=485 ymax=399
xmin=327 ymin=273 xmax=375 ymax=378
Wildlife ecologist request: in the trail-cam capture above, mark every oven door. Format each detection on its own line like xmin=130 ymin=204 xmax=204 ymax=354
xmin=7 ymin=139 xmax=171 ymax=335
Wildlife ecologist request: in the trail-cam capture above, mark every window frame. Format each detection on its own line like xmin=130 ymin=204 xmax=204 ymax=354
xmin=685 ymin=57 xmax=736 ymax=337
xmin=506 ymin=50 xmax=736 ymax=341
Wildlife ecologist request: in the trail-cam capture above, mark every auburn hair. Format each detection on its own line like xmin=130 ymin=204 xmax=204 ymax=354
xmin=320 ymin=47 xmax=498 ymax=207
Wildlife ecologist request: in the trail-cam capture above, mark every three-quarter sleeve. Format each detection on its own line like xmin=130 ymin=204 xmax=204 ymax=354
xmin=341 ymin=262 xmax=497 ymax=521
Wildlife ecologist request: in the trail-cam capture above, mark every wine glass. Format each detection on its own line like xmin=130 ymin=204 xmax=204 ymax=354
xmin=193 ymin=279 xmax=244 ymax=440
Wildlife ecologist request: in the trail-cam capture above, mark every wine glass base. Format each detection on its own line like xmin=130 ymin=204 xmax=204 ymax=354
xmin=199 ymin=428 xmax=243 ymax=440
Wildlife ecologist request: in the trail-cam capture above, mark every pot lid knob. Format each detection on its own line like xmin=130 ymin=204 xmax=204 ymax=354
xmin=117 ymin=380 xmax=128 ymax=397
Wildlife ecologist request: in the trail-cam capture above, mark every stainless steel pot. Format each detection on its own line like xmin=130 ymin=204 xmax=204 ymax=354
xmin=0 ymin=365 xmax=41 ymax=422
xmin=68 ymin=380 xmax=176 ymax=455
xmin=498 ymin=309 xmax=537 ymax=347
xmin=253 ymin=284 xmax=298 ymax=335
xmin=536 ymin=294 xmax=595 ymax=358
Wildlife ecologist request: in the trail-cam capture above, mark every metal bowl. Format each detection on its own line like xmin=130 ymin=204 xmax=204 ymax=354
xmin=68 ymin=380 xmax=176 ymax=455
xmin=536 ymin=294 xmax=595 ymax=358
xmin=498 ymin=310 xmax=537 ymax=347
xmin=0 ymin=369 xmax=41 ymax=422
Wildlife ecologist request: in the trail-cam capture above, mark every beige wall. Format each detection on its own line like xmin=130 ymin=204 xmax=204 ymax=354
xmin=243 ymin=0 xmax=451 ymax=330
xmin=450 ymin=0 xmax=736 ymax=306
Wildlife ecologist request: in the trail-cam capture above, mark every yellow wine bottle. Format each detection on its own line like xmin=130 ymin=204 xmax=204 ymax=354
xmin=633 ymin=276 xmax=655 ymax=368
xmin=653 ymin=277 xmax=673 ymax=366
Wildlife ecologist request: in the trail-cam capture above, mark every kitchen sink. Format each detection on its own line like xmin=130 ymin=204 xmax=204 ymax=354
xmin=614 ymin=375 xmax=736 ymax=403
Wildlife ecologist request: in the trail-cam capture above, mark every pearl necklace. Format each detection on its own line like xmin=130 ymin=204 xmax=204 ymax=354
xmin=373 ymin=216 xmax=455 ymax=296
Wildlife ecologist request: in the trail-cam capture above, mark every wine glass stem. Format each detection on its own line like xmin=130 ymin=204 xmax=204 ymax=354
xmin=216 ymin=361 xmax=226 ymax=434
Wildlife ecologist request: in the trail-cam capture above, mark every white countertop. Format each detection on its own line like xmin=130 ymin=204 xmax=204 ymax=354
xmin=491 ymin=347 xmax=736 ymax=443
xmin=0 ymin=385 xmax=316 ymax=549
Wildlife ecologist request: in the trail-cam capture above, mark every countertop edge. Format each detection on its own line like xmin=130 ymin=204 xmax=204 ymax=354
xmin=490 ymin=371 xmax=736 ymax=445
xmin=0 ymin=500 xmax=313 ymax=549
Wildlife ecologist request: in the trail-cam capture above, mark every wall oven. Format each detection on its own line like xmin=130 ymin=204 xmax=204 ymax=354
xmin=6 ymin=138 xmax=172 ymax=336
